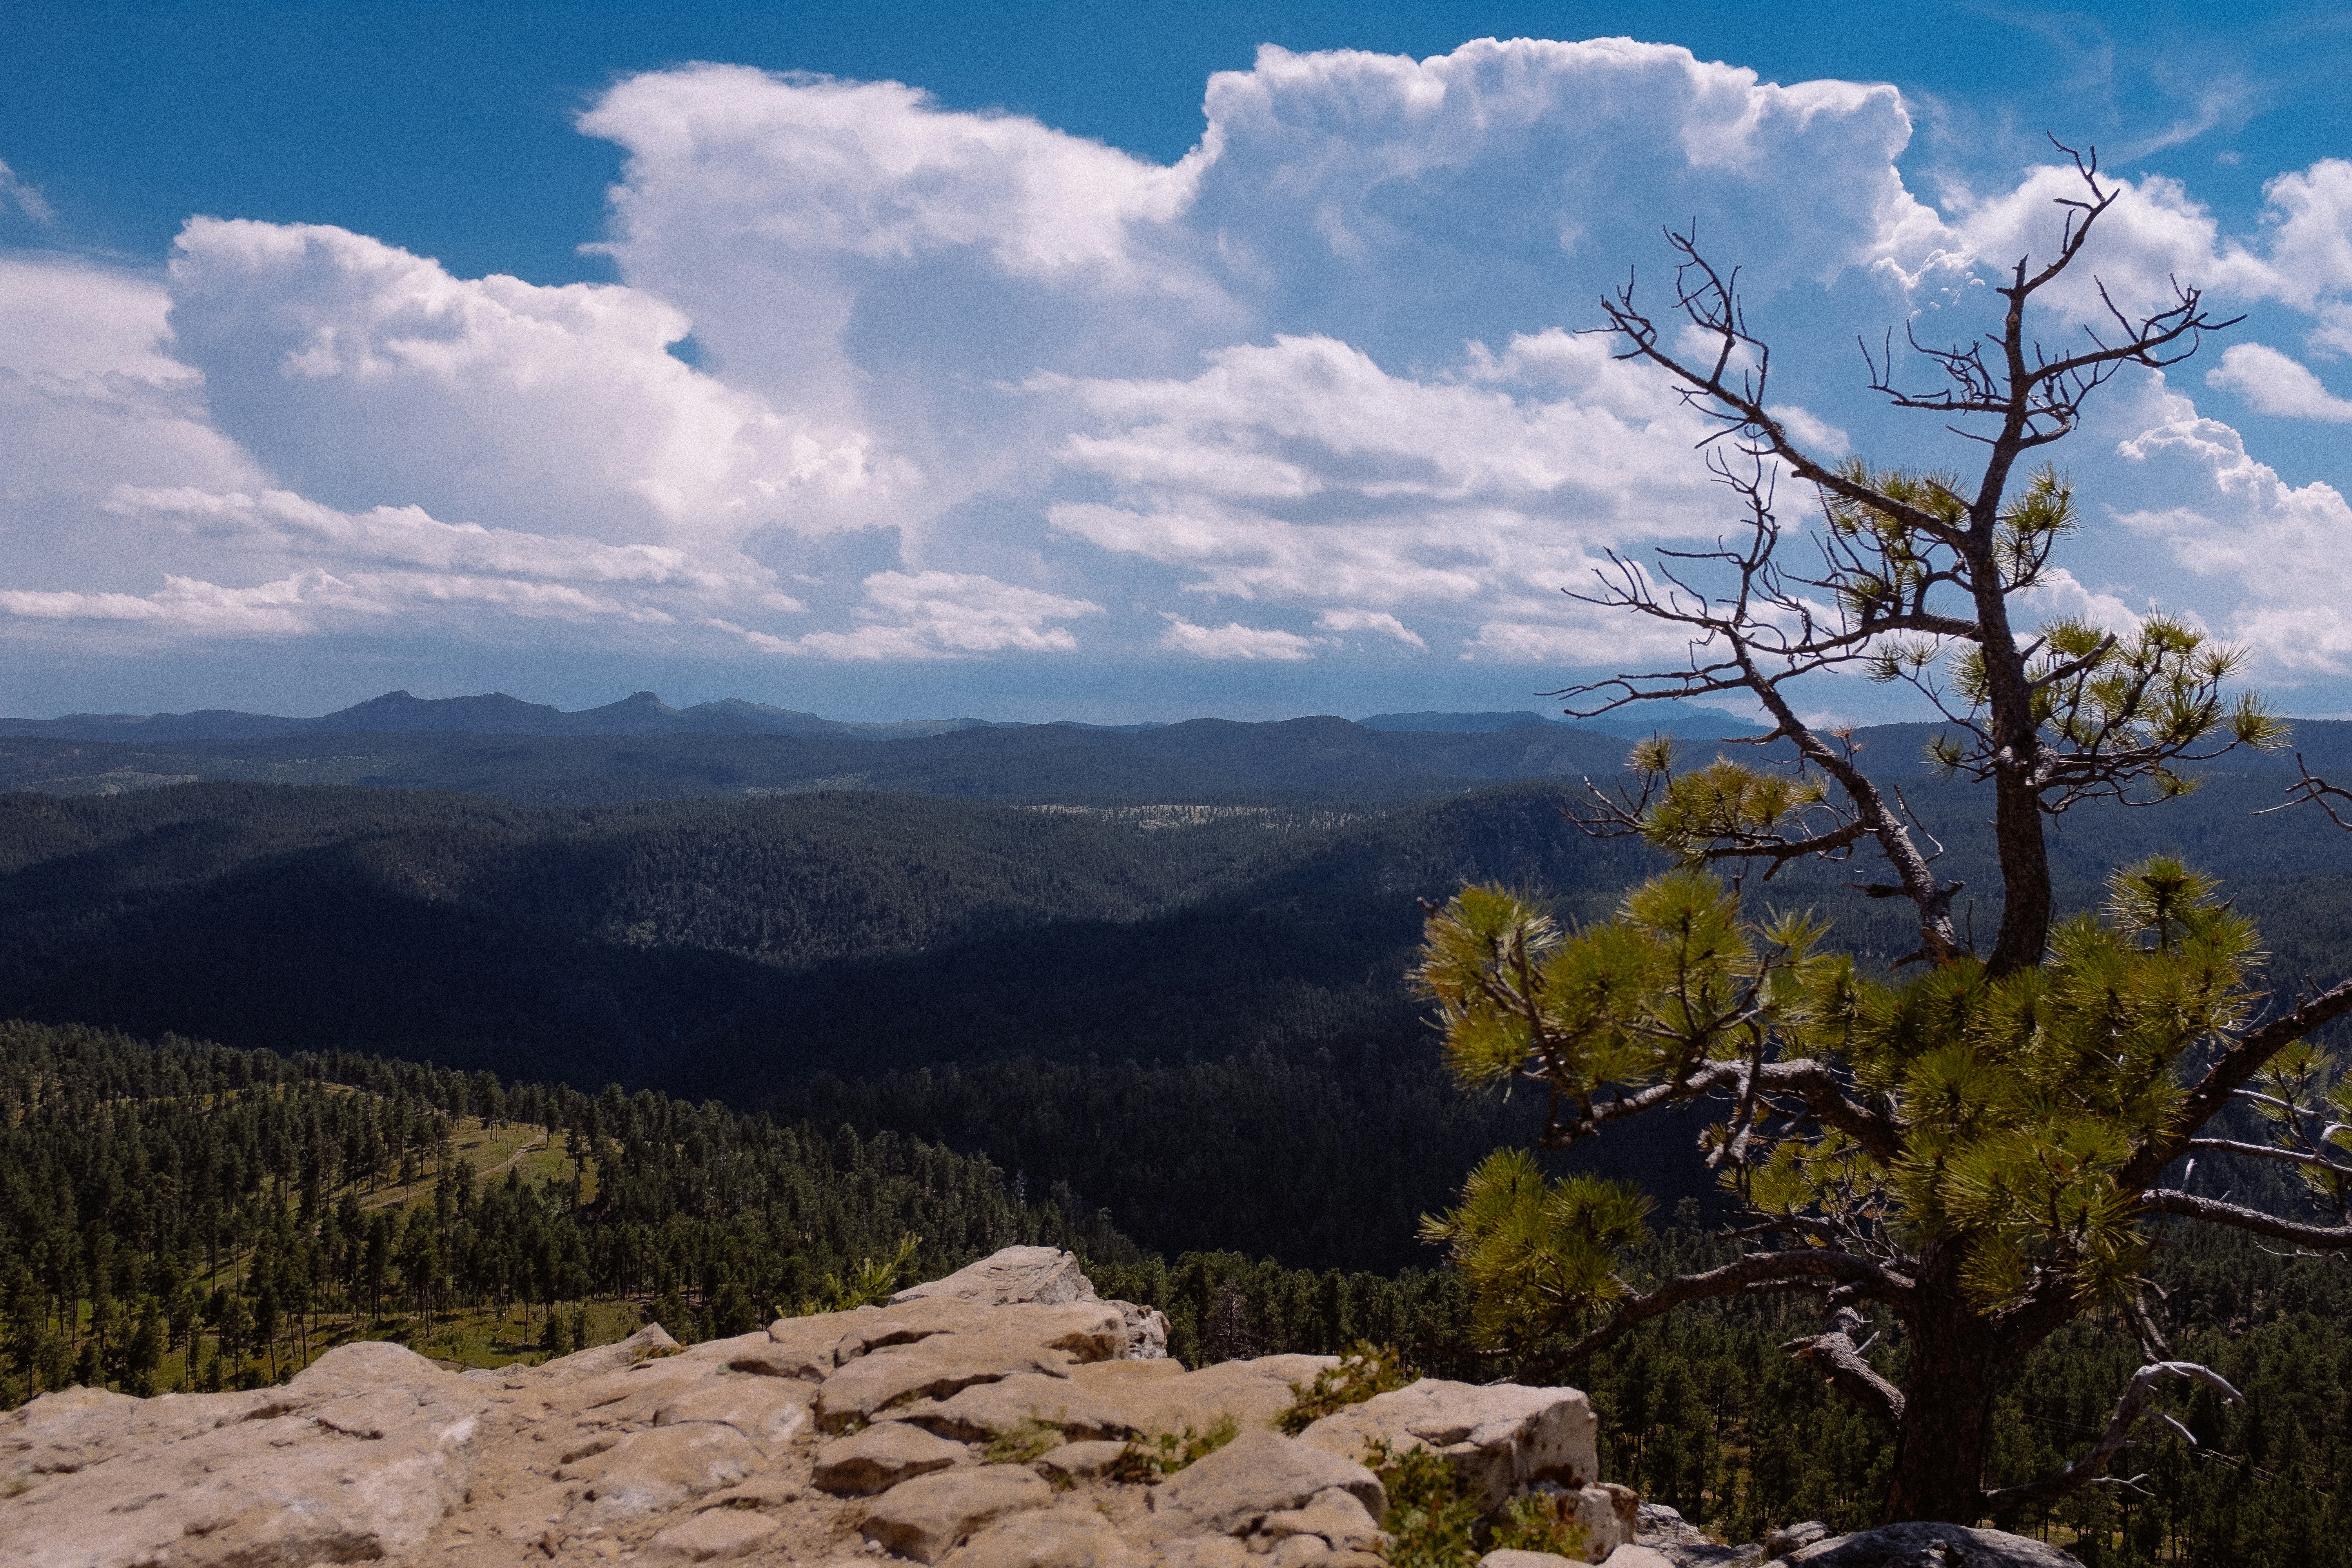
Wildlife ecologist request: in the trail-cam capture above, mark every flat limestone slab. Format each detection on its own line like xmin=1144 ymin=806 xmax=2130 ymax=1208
xmin=1299 ymin=1379 xmax=1599 ymax=1514
xmin=554 ymin=1422 xmax=770 ymax=1521
xmin=1 ymin=1342 xmax=491 ymax=1568
xmin=1069 ymin=1354 xmax=1339 ymax=1436
xmin=893 ymin=1246 xmax=1096 ymax=1307
xmin=1147 ymin=1430 xmax=1385 ymax=1538
xmin=813 ymin=1422 xmax=969 ymax=1495
xmin=945 ymin=1507 xmax=1135 ymax=1567
xmin=885 ymin=1371 xmax=1140 ymax=1441
xmin=860 ymin=1465 xmax=1056 ymax=1564
xmin=641 ymin=1508 xmax=781 ymax=1563
xmin=814 ymin=1334 xmax=1076 ymax=1431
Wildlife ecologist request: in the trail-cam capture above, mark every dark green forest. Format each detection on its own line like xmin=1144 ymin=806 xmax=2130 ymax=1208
xmin=3 ymin=1017 xmax=2345 ymax=1566
xmin=6 ymin=765 xmax=2352 ymax=1270
xmin=5 ymin=722 xmax=2352 ymax=1563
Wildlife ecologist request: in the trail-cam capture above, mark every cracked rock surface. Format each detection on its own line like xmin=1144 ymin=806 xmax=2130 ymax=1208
xmin=3 ymin=1247 xmax=1681 ymax=1568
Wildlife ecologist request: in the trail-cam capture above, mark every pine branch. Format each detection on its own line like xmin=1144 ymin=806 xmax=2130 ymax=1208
xmin=1981 ymin=1361 xmax=2241 ymax=1514
xmin=1784 ymin=1306 xmax=1906 ymax=1429
xmin=2139 ymin=1191 xmax=2352 ymax=1250
xmin=1545 ymin=1057 xmax=1903 ymax=1165
xmin=1527 ymin=1248 xmax=1909 ymax=1377
xmin=2116 ymin=976 xmax=2352 ymax=1191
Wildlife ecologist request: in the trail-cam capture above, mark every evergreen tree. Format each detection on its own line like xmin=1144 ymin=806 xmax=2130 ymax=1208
xmin=1417 ymin=146 xmax=2352 ymax=1526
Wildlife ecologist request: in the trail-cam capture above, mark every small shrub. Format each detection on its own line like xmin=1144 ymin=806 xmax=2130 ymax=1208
xmin=1492 ymin=1490 xmax=1589 ymax=1560
xmin=1366 ymin=1438 xmax=1483 ymax=1568
xmin=1276 ymin=1341 xmax=1419 ymax=1435
xmin=984 ymin=1417 xmax=1063 ymax=1465
xmin=1109 ymin=1414 xmax=1241 ymax=1482
xmin=789 ymin=1233 xmax=922 ymax=1316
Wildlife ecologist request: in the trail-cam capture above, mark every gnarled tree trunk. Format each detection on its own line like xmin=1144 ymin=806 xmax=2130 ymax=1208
xmin=1881 ymin=1252 xmax=2020 ymax=1523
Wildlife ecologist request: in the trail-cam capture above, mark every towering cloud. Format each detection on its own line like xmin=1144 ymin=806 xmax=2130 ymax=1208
xmin=5 ymin=38 xmax=2352 ymax=707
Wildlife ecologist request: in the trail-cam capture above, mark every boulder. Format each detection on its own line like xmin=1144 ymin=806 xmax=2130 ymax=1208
xmin=836 ymin=1296 xmax=1131 ymax=1365
xmin=813 ymin=1421 xmax=970 ymax=1494
xmin=1071 ymin=1354 xmax=1340 ymax=1435
xmin=650 ymin=1374 xmax=812 ymax=1451
xmin=1764 ymin=1523 xmax=1833 ymax=1559
xmin=946 ymin=1507 xmax=1134 ymax=1566
xmin=1148 ymin=1430 xmax=1386 ymax=1538
xmin=884 ymin=1370 xmax=1139 ymax=1441
xmin=471 ymin=1322 xmax=681 ymax=1388
xmin=0 ymin=1341 xmax=490 ymax=1568
xmin=860 ymin=1465 xmax=1056 ymax=1563
xmin=1602 ymin=1552 xmax=1684 ymax=1568
xmin=639 ymin=1508 xmax=781 ymax=1563
xmin=555 ymin=1421 xmax=769 ymax=1521
xmin=1784 ymin=1524 xmax=2084 ymax=1567
xmin=1634 ymin=1502 xmax=1757 ymax=1566
xmin=1569 ymin=1482 xmax=1641 ymax=1563
xmin=815 ymin=1332 xmax=1078 ymax=1431
xmin=887 ymin=1249 xmax=1167 ymax=1359
xmin=1257 ymin=1485 xmax=1385 ymax=1553
xmin=893 ymin=1246 xmax=1097 ymax=1307
xmin=1299 ymin=1378 xmax=1600 ymax=1514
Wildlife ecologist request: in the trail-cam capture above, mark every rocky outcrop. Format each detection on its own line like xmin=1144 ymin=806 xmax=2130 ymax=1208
xmin=892 ymin=1245 xmax=1171 ymax=1363
xmin=1297 ymin=1377 xmax=1633 ymax=1562
xmin=1299 ymin=1379 xmax=1602 ymax=1510
xmin=860 ymin=1466 xmax=1057 ymax=1563
xmin=2 ymin=1246 xmax=1664 ymax=1568
xmin=1147 ymin=1429 xmax=1386 ymax=1536
xmin=811 ymin=1423 xmax=967 ymax=1494
xmin=0 ymin=1340 xmax=490 ymax=1568
xmin=1637 ymin=1502 xmax=1759 ymax=1566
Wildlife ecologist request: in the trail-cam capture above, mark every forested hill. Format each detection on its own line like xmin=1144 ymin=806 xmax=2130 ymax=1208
xmin=0 ymin=781 xmax=1661 ymax=1092
xmin=0 ymin=715 xmax=1637 ymax=804
xmin=0 ymin=1017 xmax=1131 ymax=1389
xmin=9 ymin=766 xmax=2352 ymax=1271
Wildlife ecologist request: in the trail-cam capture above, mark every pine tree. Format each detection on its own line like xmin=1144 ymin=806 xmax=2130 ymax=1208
xmin=1417 ymin=144 xmax=2352 ymax=1527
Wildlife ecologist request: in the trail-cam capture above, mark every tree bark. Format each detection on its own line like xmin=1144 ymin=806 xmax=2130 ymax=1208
xmin=1879 ymin=1255 xmax=2014 ymax=1523
xmin=1985 ymin=766 xmax=2053 ymax=975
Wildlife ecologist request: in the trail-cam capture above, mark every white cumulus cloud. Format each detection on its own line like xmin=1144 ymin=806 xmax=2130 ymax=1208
xmin=2115 ymin=380 xmax=2352 ymax=673
xmin=10 ymin=35 xmax=2352 ymax=715
xmin=736 ymin=570 xmax=1104 ymax=659
xmin=2205 ymin=343 xmax=2352 ymax=421
xmin=1158 ymin=614 xmax=1323 ymax=661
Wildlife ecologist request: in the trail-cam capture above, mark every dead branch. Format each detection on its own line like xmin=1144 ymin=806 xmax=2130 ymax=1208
xmin=1982 ymin=1360 xmax=2242 ymax=1514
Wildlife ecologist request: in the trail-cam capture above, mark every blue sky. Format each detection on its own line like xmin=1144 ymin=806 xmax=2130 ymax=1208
xmin=5 ymin=1 xmax=2352 ymax=722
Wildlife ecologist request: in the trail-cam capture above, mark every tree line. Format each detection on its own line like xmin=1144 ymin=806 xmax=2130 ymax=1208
xmin=0 ymin=1018 xmax=1122 ymax=1401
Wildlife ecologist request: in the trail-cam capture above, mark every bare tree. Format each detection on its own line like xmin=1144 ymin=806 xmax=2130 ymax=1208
xmin=1415 ymin=144 xmax=2352 ymax=1528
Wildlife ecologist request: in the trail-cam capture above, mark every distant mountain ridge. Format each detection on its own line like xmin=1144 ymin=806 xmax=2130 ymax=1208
xmin=4 ymin=690 xmax=1767 ymax=744
xmin=0 ymin=689 xmax=1084 ymax=743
